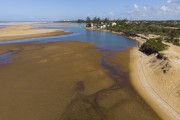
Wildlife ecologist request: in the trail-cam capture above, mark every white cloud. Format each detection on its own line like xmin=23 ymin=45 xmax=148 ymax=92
xmin=161 ymin=6 xmax=168 ymax=11
xmin=108 ymin=11 xmax=115 ymax=16
xmin=143 ymin=6 xmax=147 ymax=11
xmin=103 ymin=0 xmax=180 ymax=20
xmin=28 ymin=16 xmax=34 ymax=19
xmin=167 ymin=0 xmax=172 ymax=3
xmin=126 ymin=0 xmax=180 ymax=20
xmin=134 ymin=4 xmax=138 ymax=9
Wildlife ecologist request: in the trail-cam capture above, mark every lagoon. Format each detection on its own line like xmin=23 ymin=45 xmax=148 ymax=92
xmin=0 ymin=23 xmax=161 ymax=120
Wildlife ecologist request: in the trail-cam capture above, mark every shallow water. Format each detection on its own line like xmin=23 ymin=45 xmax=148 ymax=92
xmin=0 ymin=25 xmax=6 ymax=28
xmin=0 ymin=23 xmax=161 ymax=120
xmin=0 ymin=23 xmax=136 ymax=51
xmin=0 ymin=23 xmax=136 ymax=65
xmin=0 ymin=51 xmax=13 ymax=64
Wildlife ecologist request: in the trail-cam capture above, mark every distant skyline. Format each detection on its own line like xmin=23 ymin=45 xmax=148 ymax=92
xmin=0 ymin=0 xmax=180 ymax=21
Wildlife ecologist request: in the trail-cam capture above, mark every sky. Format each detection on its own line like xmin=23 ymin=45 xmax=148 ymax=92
xmin=0 ymin=0 xmax=180 ymax=21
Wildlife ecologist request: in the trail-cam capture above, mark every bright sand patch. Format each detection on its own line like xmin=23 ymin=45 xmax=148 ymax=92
xmin=0 ymin=25 xmax=70 ymax=41
xmin=137 ymin=34 xmax=160 ymax=39
xmin=130 ymin=44 xmax=180 ymax=120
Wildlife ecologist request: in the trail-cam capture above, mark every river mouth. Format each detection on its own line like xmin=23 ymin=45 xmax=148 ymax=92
xmin=0 ymin=41 xmax=160 ymax=120
xmin=0 ymin=23 xmax=161 ymax=120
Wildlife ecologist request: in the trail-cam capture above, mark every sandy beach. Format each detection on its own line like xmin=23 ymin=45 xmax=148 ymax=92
xmin=0 ymin=24 xmax=70 ymax=41
xmin=87 ymin=26 xmax=180 ymax=120
xmin=130 ymin=44 xmax=180 ymax=120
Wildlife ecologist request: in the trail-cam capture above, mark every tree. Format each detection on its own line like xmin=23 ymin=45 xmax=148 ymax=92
xmin=93 ymin=17 xmax=97 ymax=25
xmin=96 ymin=17 xmax=101 ymax=26
xmin=77 ymin=19 xmax=85 ymax=23
xmin=86 ymin=16 xmax=91 ymax=24
xmin=169 ymin=29 xmax=178 ymax=40
xmin=103 ymin=18 xmax=109 ymax=24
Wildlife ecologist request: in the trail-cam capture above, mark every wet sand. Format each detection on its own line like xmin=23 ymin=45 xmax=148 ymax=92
xmin=0 ymin=41 xmax=160 ymax=120
xmin=0 ymin=25 xmax=70 ymax=41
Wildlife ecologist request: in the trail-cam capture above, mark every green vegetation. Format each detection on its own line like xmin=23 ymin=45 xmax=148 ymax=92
xmin=86 ymin=17 xmax=91 ymax=24
xmin=106 ymin=20 xmax=180 ymax=46
xmin=107 ymin=20 xmax=179 ymax=35
xmin=76 ymin=19 xmax=86 ymax=23
xmin=166 ymin=29 xmax=180 ymax=46
xmin=84 ymin=17 xmax=180 ymax=46
xmin=86 ymin=17 xmax=110 ymax=24
xmin=55 ymin=17 xmax=180 ymax=46
xmin=139 ymin=39 xmax=169 ymax=55
xmin=86 ymin=16 xmax=110 ymax=28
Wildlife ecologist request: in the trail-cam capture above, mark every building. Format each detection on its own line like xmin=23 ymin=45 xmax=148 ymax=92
xmin=86 ymin=23 xmax=94 ymax=28
xmin=90 ymin=23 xmax=94 ymax=28
xmin=100 ymin=25 xmax=106 ymax=29
xmin=112 ymin=22 xmax=117 ymax=26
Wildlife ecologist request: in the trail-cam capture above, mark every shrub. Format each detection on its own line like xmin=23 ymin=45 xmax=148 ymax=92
xmin=172 ymin=39 xmax=180 ymax=46
xmin=157 ymin=53 xmax=167 ymax=60
xmin=139 ymin=39 xmax=169 ymax=55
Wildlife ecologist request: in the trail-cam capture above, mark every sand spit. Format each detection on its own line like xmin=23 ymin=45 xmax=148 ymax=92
xmin=0 ymin=25 xmax=70 ymax=41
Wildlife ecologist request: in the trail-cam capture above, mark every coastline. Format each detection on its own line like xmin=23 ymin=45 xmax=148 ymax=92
xmin=85 ymin=27 xmax=146 ymax=44
xmin=0 ymin=25 xmax=70 ymax=41
xmin=86 ymin=26 xmax=180 ymax=120
xmin=0 ymin=24 xmax=178 ymax=119
xmin=129 ymin=47 xmax=180 ymax=120
xmin=0 ymin=41 xmax=161 ymax=120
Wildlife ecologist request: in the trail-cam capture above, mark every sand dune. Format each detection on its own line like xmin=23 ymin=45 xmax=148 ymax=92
xmin=130 ymin=43 xmax=180 ymax=120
